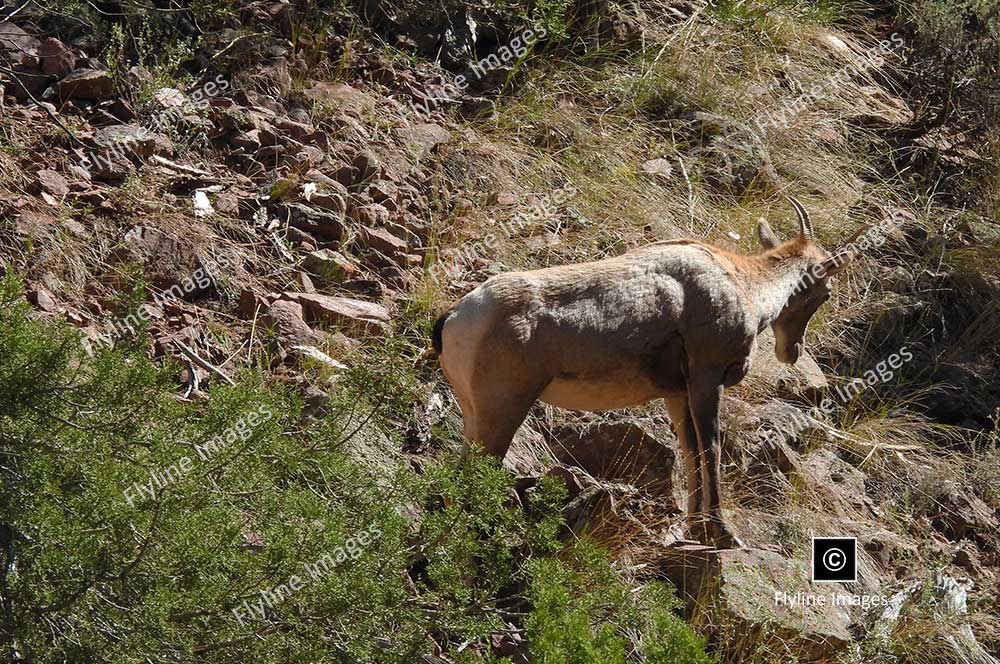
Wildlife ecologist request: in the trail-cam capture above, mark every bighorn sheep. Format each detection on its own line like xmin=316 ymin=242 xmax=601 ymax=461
xmin=432 ymin=198 xmax=857 ymax=548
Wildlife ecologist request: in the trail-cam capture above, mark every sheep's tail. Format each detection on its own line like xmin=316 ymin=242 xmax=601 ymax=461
xmin=415 ymin=308 xmax=452 ymax=367
xmin=431 ymin=310 xmax=448 ymax=355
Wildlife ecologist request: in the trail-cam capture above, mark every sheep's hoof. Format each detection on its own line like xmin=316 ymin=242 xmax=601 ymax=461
xmin=685 ymin=517 xmax=710 ymax=545
xmin=708 ymin=523 xmax=744 ymax=550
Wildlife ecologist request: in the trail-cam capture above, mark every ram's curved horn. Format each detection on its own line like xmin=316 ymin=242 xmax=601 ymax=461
xmin=785 ymin=195 xmax=813 ymax=239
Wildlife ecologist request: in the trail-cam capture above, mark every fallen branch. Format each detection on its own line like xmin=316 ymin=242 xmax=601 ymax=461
xmin=0 ymin=64 xmax=89 ymax=148
xmin=181 ymin=358 xmax=200 ymax=399
xmin=172 ymin=340 xmax=236 ymax=387
xmin=150 ymin=154 xmax=214 ymax=178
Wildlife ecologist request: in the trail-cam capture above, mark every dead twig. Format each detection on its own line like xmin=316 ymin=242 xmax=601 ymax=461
xmin=0 ymin=64 xmax=89 ymax=148
xmin=676 ymin=155 xmax=695 ymax=230
xmin=172 ymin=340 xmax=236 ymax=387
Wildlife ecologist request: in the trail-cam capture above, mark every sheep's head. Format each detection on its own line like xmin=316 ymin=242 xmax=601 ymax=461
xmin=757 ymin=197 xmax=860 ymax=365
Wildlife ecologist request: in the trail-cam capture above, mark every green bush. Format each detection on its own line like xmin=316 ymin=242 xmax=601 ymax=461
xmin=0 ymin=273 xmax=711 ymax=663
xmin=526 ymin=544 xmax=714 ymax=664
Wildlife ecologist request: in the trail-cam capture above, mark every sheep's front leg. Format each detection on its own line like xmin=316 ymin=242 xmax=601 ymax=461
xmin=687 ymin=375 xmax=742 ymax=549
xmin=665 ymin=396 xmax=706 ymax=542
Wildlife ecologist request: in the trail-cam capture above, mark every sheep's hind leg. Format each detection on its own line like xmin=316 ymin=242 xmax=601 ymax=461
xmin=666 ymin=395 xmax=708 ymax=543
xmin=467 ymin=382 xmax=546 ymax=460
xmin=687 ymin=374 xmax=743 ymax=549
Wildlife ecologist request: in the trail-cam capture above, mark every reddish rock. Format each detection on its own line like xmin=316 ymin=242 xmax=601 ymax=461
xmin=309 ymin=190 xmax=347 ymax=215
xmin=238 ymin=289 xmax=268 ymax=318
xmin=55 ymin=68 xmax=114 ymax=101
xmin=39 ymin=37 xmax=75 ymax=77
xmin=285 ymin=227 xmax=316 ymax=250
xmin=303 ymin=248 xmax=358 ymax=281
xmin=93 ymin=124 xmax=162 ymax=158
xmin=291 ymin=146 xmax=325 ymax=168
xmin=231 ymin=129 xmax=261 ymax=152
xmin=67 ymin=163 xmax=92 ymax=183
xmin=274 ymin=117 xmax=315 ymax=142
xmin=36 ymin=169 xmax=69 ymax=198
xmin=329 ymin=162 xmax=357 ymax=187
xmin=361 ymin=224 xmax=408 ymax=256
xmin=378 ymin=264 xmax=408 ymax=286
xmin=283 ymin=292 xmax=389 ymax=334
xmin=302 ymin=81 xmax=374 ymax=117
xmin=393 ymin=123 xmax=450 ymax=160
xmin=932 ymin=484 xmax=999 ymax=541
xmin=303 ymin=168 xmax=341 ymax=189
xmin=0 ymin=22 xmax=45 ymax=96
xmin=350 ymin=203 xmax=390 ymax=227
xmin=261 ymin=299 xmax=318 ymax=345
xmin=281 ymin=203 xmax=344 ymax=241
xmin=296 ymin=271 xmax=316 ymax=293
xmin=27 ymin=286 xmax=58 ymax=312
xmin=15 ymin=210 xmax=56 ymax=237
xmin=0 ymin=22 xmax=39 ymax=56
xmin=85 ymin=153 xmax=135 ymax=182
xmin=543 ymin=464 xmax=596 ymax=500
xmin=151 ymin=133 xmax=175 ymax=157
xmin=352 ymin=150 xmax=381 ymax=180
xmin=111 ymin=226 xmax=197 ymax=291
xmin=368 ymin=179 xmax=398 ymax=204
xmin=71 ymin=188 xmax=111 ymax=207
xmin=153 ymin=87 xmax=186 ymax=109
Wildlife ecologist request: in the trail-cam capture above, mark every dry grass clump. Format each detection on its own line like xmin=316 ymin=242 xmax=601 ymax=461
xmin=446 ymin=3 xmax=908 ymax=295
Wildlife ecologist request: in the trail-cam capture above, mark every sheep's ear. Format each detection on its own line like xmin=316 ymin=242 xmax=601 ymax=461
xmin=820 ymin=250 xmax=853 ymax=277
xmin=757 ymin=218 xmax=780 ymax=249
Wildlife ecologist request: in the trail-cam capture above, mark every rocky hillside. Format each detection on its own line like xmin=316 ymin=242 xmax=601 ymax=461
xmin=1 ymin=1 xmax=999 ymax=662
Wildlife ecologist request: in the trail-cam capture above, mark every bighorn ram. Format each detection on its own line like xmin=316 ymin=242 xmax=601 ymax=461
xmin=432 ymin=198 xmax=857 ymax=547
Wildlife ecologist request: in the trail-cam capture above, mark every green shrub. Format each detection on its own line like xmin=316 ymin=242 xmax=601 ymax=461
xmin=0 ymin=273 xmax=711 ymax=663
xmin=525 ymin=544 xmax=715 ymax=664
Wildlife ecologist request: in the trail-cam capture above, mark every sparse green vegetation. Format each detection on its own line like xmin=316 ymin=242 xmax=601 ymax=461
xmin=5 ymin=0 xmax=1000 ymax=661
xmin=0 ymin=274 xmax=709 ymax=663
